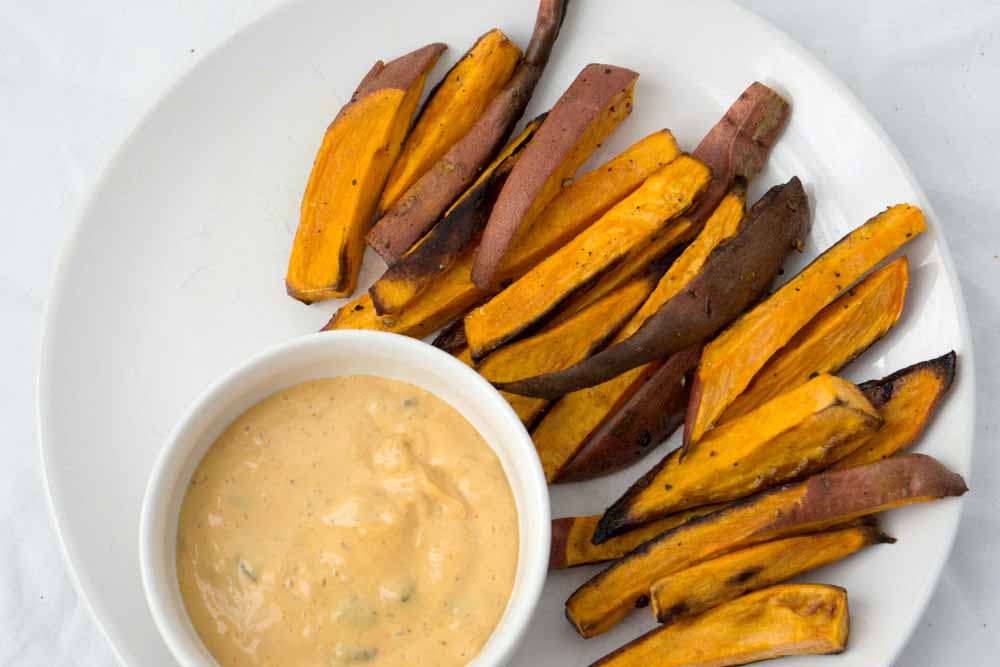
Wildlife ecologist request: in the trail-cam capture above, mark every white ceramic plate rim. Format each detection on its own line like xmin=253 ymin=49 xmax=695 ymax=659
xmin=37 ymin=1 xmax=975 ymax=665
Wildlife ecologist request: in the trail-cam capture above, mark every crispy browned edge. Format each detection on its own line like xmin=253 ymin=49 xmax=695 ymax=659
xmin=860 ymin=350 xmax=957 ymax=411
xmin=432 ymin=318 xmax=469 ymax=353
xmin=471 ymin=63 xmax=639 ymax=288
xmin=554 ymin=346 xmax=701 ymax=482
xmin=496 ymin=177 xmax=810 ymax=399
xmin=364 ymin=0 xmax=568 ymax=264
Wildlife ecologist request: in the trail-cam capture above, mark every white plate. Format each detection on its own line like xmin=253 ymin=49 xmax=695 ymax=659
xmin=39 ymin=0 xmax=974 ymax=665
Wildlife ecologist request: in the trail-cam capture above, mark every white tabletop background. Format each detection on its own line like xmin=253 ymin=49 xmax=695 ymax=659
xmin=2 ymin=1 xmax=998 ymax=665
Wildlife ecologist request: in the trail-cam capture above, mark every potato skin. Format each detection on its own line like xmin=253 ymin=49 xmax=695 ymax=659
xmin=554 ymin=345 xmax=701 ymax=483
xmin=497 ymin=177 xmax=811 ymax=399
xmin=472 ymin=63 xmax=640 ymax=289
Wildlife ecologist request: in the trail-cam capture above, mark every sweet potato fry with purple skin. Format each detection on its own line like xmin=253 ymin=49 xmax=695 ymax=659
xmin=432 ymin=318 xmax=468 ymax=353
xmin=365 ymin=0 xmax=568 ymax=264
xmin=471 ymin=63 xmax=639 ymax=289
xmin=568 ymin=454 xmax=966 ymax=637
xmin=369 ymin=115 xmax=544 ymax=315
xmin=554 ymin=346 xmax=701 ymax=483
xmin=831 ymin=351 xmax=957 ymax=470
xmin=497 ymin=177 xmax=810 ymax=399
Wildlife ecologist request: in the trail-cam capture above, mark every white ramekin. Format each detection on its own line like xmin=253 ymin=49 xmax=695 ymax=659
xmin=139 ymin=330 xmax=550 ymax=666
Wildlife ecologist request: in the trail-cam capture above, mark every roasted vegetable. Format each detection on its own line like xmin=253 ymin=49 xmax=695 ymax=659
xmin=590 ymin=584 xmax=849 ymax=667
xmin=529 ymin=187 xmax=748 ymax=482
xmin=549 ymin=505 xmax=724 ymax=570
xmin=568 ymin=454 xmax=966 ymax=636
xmin=555 ymin=346 xmax=701 ymax=483
xmin=720 ymin=257 xmax=909 ymax=423
xmin=377 ymin=29 xmax=522 ymax=215
xmin=431 ymin=318 xmax=468 ymax=353
xmin=368 ymin=116 xmax=543 ymax=315
xmin=472 ymin=63 xmax=640 ymax=288
xmin=595 ymin=374 xmax=881 ymax=539
xmin=479 ymin=272 xmax=660 ymax=426
xmin=831 ymin=351 xmax=957 ymax=470
xmin=324 ymin=130 xmax=680 ymax=336
xmin=365 ymin=0 xmax=567 ymax=263
xmin=685 ymin=203 xmax=927 ymax=446
xmin=286 ymin=43 xmax=446 ymax=303
xmin=499 ymin=177 xmax=810 ymax=399
xmin=650 ymin=521 xmax=892 ymax=624
xmin=465 ymin=155 xmax=712 ymax=360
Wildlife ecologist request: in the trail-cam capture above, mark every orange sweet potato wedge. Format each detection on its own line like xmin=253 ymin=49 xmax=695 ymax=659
xmin=831 ymin=351 xmax=957 ymax=470
xmin=368 ymin=115 xmax=544 ymax=315
xmin=549 ymin=505 xmax=724 ymax=570
xmin=720 ymin=256 xmax=909 ymax=422
xmin=529 ymin=187 xmax=748 ymax=482
xmin=472 ymin=64 xmax=640 ymax=288
xmin=378 ymin=29 xmax=522 ymax=215
xmin=594 ymin=374 xmax=881 ymax=541
xmin=555 ymin=346 xmax=701 ymax=483
xmin=365 ymin=0 xmax=567 ymax=264
xmin=285 ymin=43 xmax=445 ymax=303
xmin=465 ymin=155 xmax=712 ymax=360
xmin=567 ymin=454 xmax=966 ymax=637
xmin=498 ymin=177 xmax=809 ymax=398
xmin=324 ymin=130 xmax=680 ymax=337
xmin=590 ymin=584 xmax=849 ymax=667
xmin=685 ymin=203 xmax=927 ymax=447
xmin=479 ymin=271 xmax=661 ymax=427
xmin=649 ymin=521 xmax=892 ymax=624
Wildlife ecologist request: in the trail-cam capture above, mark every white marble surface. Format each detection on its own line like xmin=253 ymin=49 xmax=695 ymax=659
xmin=2 ymin=1 xmax=998 ymax=664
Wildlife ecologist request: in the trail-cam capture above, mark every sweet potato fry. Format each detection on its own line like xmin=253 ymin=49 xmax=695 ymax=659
xmin=720 ymin=257 xmax=909 ymax=422
xmin=595 ymin=374 xmax=881 ymax=539
xmin=591 ymin=584 xmax=849 ymax=667
xmin=431 ymin=318 xmax=468 ymax=353
xmin=465 ymin=155 xmax=712 ymax=360
xmin=549 ymin=505 xmax=724 ymax=570
xmin=368 ymin=116 xmax=543 ymax=315
xmin=685 ymin=203 xmax=927 ymax=446
xmin=555 ymin=346 xmax=701 ymax=483
xmin=567 ymin=454 xmax=966 ymax=637
xmin=479 ymin=271 xmax=660 ymax=427
xmin=365 ymin=0 xmax=567 ymax=263
xmin=286 ymin=43 xmax=445 ymax=303
xmin=650 ymin=521 xmax=892 ymax=624
xmin=831 ymin=351 xmax=957 ymax=470
xmin=498 ymin=177 xmax=809 ymax=399
xmin=378 ymin=29 xmax=522 ymax=214
xmin=324 ymin=130 xmax=680 ymax=336
xmin=472 ymin=64 xmax=639 ymax=288
xmin=529 ymin=188 xmax=747 ymax=482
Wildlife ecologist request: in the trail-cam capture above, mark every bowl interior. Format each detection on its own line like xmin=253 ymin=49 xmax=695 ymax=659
xmin=140 ymin=330 xmax=550 ymax=666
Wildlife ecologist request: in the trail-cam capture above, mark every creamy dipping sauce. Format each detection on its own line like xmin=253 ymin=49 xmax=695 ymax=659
xmin=176 ymin=376 xmax=518 ymax=666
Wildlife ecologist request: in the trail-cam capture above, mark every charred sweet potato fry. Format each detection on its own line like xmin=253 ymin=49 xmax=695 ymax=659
xmin=555 ymin=346 xmax=701 ymax=483
xmin=324 ymin=130 xmax=680 ymax=336
xmin=591 ymin=584 xmax=849 ymax=667
xmin=549 ymin=505 xmax=724 ymax=570
xmin=472 ymin=64 xmax=640 ymax=288
xmin=431 ymin=318 xmax=468 ymax=353
xmin=479 ymin=272 xmax=660 ymax=426
xmin=721 ymin=257 xmax=909 ymax=423
xmin=499 ymin=177 xmax=809 ymax=399
xmin=365 ymin=0 xmax=567 ymax=263
xmin=465 ymin=155 xmax=712 ymax=360
xmin=529 ymin=187 xmax=748 ymax=482
xmin=377 ymin=29 xmax=522 ymax=215
xmin=369 ymin=116 xmax=543 ymax=315
xmin=568 ymin=454 xmax=966 ymax=636
xmin=686 ymin=203 xmax=927 ymax=446
xmin=595 ymin=374 xmax=881 ymax=538
xmin=650 ymin=521 xmax=892 ymax=624
xmin=286 ymin=43 xmax=445 ymax=303
xmin=831 ymin=351 xmax=957 ymax=470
